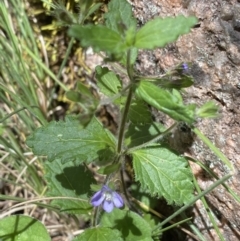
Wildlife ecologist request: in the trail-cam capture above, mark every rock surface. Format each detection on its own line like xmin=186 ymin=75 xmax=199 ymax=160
xmin=131 ymin=0 xmax=240 ymax=240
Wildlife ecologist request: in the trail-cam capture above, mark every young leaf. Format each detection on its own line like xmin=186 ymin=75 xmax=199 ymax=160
xmin=45 ymin=159 xmax=94 ymax=214
xmin=131 ymin=146 xmax=194 ymax=205
xmin=101 ymin=209 xmax=153 ymax=241
xmin=95 ymin=66 xmax=122 ymax=97
xmin=0 ymin=215 xmax=51 ymax=241
xmin=105 ymin=0 xmax=136 ymax=36
xmin=135 ymin=15 xmax=197 ymax=49
xmin=73 ymin=227 xmax=123 ymax=241
xmin=196 ymin=101 xmax=219 ymax=118
xmin=128 ymin=98 xmax=152 ymax=124
xmin=120 ymin=47 xmax=138 ymax=66
xmin=143 ymin=75 xmax=194 ymax=89
xmin=68 ymin=24 xmax=126 ymax=53
xmin=136 ymin=81 xmax=196 ymax=124
xmin=26 ymin=116 xmax=116 ymax=164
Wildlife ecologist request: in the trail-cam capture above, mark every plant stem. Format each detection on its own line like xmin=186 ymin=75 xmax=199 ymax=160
xmin=117 ymin=49 xmax=134 ymax=154
xmin=57 ymin=37 xmax=74 ymax=79
xmin=193 ymin=128 xmax=234 ymax=171
xmin=119 ymin=161 xmax=140 ymax=214
xmin=186 ymin=155 xmax=240 ymax=203
xmin=0 ymin=106 xmax=43 ymax=124
xmin=117 ymin=87 xmax=133 ymax=153
xmin=92 ymin=206 xmax=101 ymax=227
xmin=126 ymin=49 xmax=134 ymax=81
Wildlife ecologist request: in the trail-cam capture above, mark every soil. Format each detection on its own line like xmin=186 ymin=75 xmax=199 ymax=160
xmin=130 ymin=0 xmax=240 ymax=240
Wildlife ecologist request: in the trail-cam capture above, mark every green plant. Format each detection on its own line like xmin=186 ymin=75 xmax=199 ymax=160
xmin=0 ymin=0 xmax=237 ymax=240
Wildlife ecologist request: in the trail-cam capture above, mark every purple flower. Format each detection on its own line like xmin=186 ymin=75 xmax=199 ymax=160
xmin=91 ymin=185 xmax=124 ymax=213
xmin=182 ymin=63 xmax=188 ymax=71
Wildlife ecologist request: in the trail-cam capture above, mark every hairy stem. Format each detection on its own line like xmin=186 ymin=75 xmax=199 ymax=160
xmin=117 ymin=87 xmax=133 ymax=153
xmin=117 ymin=49 xmax=134 ymax=154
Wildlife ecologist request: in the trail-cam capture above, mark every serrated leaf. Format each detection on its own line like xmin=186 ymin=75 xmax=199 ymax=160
xmin=135 ymin=15 xmax=197 ymax=49
xmin=125 ymin=122 xmax=166 ymax=148
xmin=105 ymin=0 xmax=136 ymax=36
xmin=45 ymin=159 xmax=94 ymax=214
xmin=128 ymin=99 xmax=152 ymax=124
xmin=95 ymin=66 xmax=122 ymax=97
xmin=26 ymin=116 xmax=116 ymax=164
xmin=0 ymin=215 xmax=50 ymax=241
xmin=101 ymin=209 xmax=153 ymax=241
xmin=68 ymin=24 xmax=126 ymax=53
xmin=136 ymin=81 xmax=196 ymax=123
xmin=73 ymin=227 xmax=123 ymax=241
xmin=131 ymin=146 xmax=194 ymax=205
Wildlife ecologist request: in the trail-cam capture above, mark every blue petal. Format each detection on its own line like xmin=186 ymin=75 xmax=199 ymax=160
xmin=91 ymin=190 xmax=104 ymax=207
xmin=102 ymin=185 xmax=111 ymax=192
xmin=182 ymin=63 xmax=188 ymax=70
xmin=112 ymin=192 xmax=124 ymax=208
xmin=103 ymin=200 xmax=114 ymax=213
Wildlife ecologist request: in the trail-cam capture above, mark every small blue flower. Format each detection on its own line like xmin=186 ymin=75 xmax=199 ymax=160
xmin=182 ymin=63 xmax=188 ymax=71
xmin=91 ymin=185 xmax=124 ymax=213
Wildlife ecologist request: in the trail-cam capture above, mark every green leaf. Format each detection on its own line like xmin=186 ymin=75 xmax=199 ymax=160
xmin=84 ymin=3 xmax=103 ymax=20
xmin=68 ymin=24 xmax=126 ymax=53
xmin=125 ymin=122 xmax=166 ymax=148
xmin=101 ymin=209 xmax=153 ymax=241
xmin=0 ymin=215 xmax=50 ymax=241
xmin=172 ymin=88 xmax=183 ymax=103
xmin=196 ymin=101 xmax=219 ymax=118
xmin=95 ymin=66 xmax=122 ymax=97
xmin=130 ymin=183 xmax=158 ymax=208
xmin=95 ymin=148 xmax=116 ymax=165
xmin=144 ymin=75 xmax=194 ymax=89
xmin=135 ymin=15 xmax=197 ymax=49
xmin=97 ymin=162 xmax=121 ymax=175
xmin=131 ymin=146 xmax=194 ymax=205
xmin=128 ymin=99 xmax=152 ymax=124
xmin=26 ymin=116 xmax=116 ymax=164
xmin=105 ymin=0 xmax=136 ymax=36
xmin=73 ymin=227 xmax=123 ymax=241
xmin=136 ymin=81 xmax=196 ymax=123
xmin=120 ymin=47 xmax=138 ymax=66
xmin=66 ymin=90 xmax=82 ymax=102
xmin=77 ymin=82 xmax=93 ymax=97
xmin=45 ymin=159 xmax=94 ymax=214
